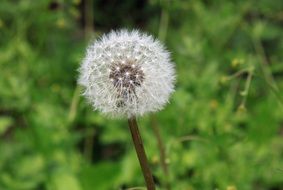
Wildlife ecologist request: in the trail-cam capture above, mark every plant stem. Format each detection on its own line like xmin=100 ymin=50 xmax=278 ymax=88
xmin=240 ymin=67 xmax=253 ymax=107
xmin=150 ymin=116 xmax=171 ymax=190
xmin=252 ymin=37 xmax=278 ymax=90
xmin=158 ymin=0 xmax=169 ymax=42
xmin=82 ymin=0 xmax=95 ymax=160
xmin=68 ymin=85 xmax=80 ymax=123
xmin=128 ymin=117 xmax=156 ymax=190
xmin=156 ymin=2 xmax=171 ymax=189
xmin=84 ymin=0 xmax=94 ymax=38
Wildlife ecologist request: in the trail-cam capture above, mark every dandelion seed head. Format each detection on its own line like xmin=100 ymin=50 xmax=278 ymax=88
xmin=78 ymin=29 xmax=175 ymax=118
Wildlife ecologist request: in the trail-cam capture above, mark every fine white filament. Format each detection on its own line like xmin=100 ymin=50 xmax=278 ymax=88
xmin=79 ymin=30 xmax=175 ymax=118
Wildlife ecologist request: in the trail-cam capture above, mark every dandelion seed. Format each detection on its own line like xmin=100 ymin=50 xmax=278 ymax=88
xmin=78 ymin=29 xmax=175 ymax=118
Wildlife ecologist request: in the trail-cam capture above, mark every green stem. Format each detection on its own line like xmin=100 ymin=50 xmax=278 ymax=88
xmin=84 ymin=0 xmax=94 ymax=37
xmin=155 ymin=1 xmax=172 ymax=189
xmin=158 ymin=0 xmax=169 ymax=42
xmin=240 ymin=67 xmax=254 ymax=107
xmin=151 ymin=116 xmax=171 ymax=190
xmin=252 ymin=37 xmax=279 ymax=91
xmin=68 ymin=85 xmax=80 ymax=123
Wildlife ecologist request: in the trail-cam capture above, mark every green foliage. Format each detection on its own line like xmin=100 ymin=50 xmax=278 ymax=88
xmin=0 ymin=0 xmax=283 ymax=189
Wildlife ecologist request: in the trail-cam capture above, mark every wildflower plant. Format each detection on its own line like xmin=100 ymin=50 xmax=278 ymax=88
xmin=79 ymin=30 xmax=175 ymax=189
xmin=79 ymin=30 xmax=175 ymax=118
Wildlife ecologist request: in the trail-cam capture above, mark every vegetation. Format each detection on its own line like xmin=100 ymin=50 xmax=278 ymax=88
xmin=0 ymin=0 xmax=283 ymax=189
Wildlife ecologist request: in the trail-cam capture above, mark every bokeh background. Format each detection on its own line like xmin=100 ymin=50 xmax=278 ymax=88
xmin=1 ymin=0 xmax=283 ymax=189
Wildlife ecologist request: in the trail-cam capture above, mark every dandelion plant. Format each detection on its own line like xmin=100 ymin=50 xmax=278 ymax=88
xmin=79 ymin=30 xmax=175 ymax=190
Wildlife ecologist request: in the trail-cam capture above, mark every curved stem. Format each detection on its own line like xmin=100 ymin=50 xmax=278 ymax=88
xmin=128 ymin=117 xmax=156 ymax=190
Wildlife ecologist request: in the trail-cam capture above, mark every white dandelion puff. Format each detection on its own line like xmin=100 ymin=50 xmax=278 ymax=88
xmin=78 ymin=29 xmax=175 ymax=118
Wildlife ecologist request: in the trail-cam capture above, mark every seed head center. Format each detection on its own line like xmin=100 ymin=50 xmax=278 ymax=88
xmin=109 ymin=60 xmax=144 ymax=91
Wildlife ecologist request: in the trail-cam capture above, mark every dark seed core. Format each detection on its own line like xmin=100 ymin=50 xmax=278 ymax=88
xmin=109 ymin=60 xmax=145 ymax=92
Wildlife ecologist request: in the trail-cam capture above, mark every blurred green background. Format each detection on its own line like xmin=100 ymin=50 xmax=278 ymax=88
xmin=0 ymin=0 xmax=283 ymax=189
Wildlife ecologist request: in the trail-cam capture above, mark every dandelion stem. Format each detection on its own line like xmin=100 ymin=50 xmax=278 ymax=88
xmin=150 ymin=116 xmax=171 ymax=190
xmin=158 ymin=0 xmax=169 ymax=42
xmin=156 ymin=1 xmax=171 ymax=189
xmin=68 ymin=85 xmax=80 ymax=123
xmin=128 ymin=117 xmax=155 ymax=190
xmin=84 ymin=0 xmax=94 ymax=37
